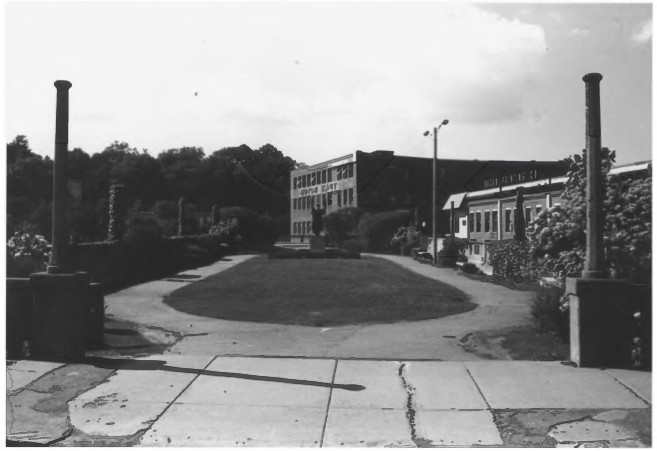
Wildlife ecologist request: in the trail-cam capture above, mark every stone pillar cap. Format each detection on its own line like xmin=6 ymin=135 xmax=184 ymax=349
xmin=54 ymin=80 xmax=72 ymax=89
xmin=582 ymin=73 xmax=603 ymax=83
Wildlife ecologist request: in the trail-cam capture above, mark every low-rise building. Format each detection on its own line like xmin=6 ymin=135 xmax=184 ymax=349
xmin=442 ymin=161 xmax=651 ymax=271
xmin=290 ymin=150 xmax=564 ymax=243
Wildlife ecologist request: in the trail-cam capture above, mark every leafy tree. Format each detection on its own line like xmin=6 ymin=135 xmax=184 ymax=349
xmin=358 ymin=210 xmax=411 ymax=252
xmin=325 ymin=207 xmax=363 ymax=247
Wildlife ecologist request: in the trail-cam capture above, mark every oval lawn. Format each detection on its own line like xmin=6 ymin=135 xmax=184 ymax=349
xmin=164 ymin=255 xmax=476 ymax=326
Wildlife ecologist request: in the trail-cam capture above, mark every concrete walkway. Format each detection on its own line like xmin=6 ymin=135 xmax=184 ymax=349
xmin=6 ymin=255 xmax=651 ymax=447
xmin=103 ymin=254 xmax=533 ymax=360
xmin=7 ymin=356 xmax=651 ymax=447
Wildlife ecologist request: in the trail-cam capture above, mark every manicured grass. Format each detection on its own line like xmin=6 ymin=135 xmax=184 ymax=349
xmin=164 ymin=256 xmax=475 ymax=326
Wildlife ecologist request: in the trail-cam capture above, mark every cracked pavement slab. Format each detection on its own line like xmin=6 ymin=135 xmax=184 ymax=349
xmin=494 ymin=408 xmax=652 ymax=447
xmin=6 ymin=356 xmax=651 ymax=447
xmin=6 ymin=364 xmax=115 ymax=445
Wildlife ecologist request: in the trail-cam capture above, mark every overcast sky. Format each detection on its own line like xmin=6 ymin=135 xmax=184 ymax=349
xmin=4 ymin=2 xmax=652 ymax=165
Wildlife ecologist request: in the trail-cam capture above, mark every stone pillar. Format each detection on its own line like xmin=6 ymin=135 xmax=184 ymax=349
xmin=47 ymin=80 xmax=72 ymax=274
xmin=450 ymin=201 xmax=455 ymax=236
xmin=582 ymin=73 xmax=606 ymax=279
xmin=178 ymin=197 xmax=185 ymax=236
xmin=28 ymin=80 xmax=98 ymax=361
xmin=497 ymin=199 xmax=503 ymax=240
xmin=107 ymin=183 xmax=126 ymax=241
xmin=567 ymin=73 xmax=626 ymax=368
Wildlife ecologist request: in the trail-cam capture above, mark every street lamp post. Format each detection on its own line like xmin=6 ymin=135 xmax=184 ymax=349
xmin=429 ymin=119 xmax=449 ymax=263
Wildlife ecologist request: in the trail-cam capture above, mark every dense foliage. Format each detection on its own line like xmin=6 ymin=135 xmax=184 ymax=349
xmin=6 ymin=233 xmax=51 ymax=276
xmin=390 ymin=225 xmax=422 ymax=255
xmin=357 ymin=210 xmax=411 ymax=252
xmin=488 ymin=239 xmax=532 ymax=282
xmin=489 ymin=148 xmax=651 ymax=284
xmin=324 ymin=207 xmax=363 ymax=247
xmin=7 ymin=136 xmax=296 ymax=244
xmin=529 ymin=148 xmax=651 ymax=282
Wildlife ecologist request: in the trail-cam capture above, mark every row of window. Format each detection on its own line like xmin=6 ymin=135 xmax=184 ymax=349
xmin=293 ymin=189 xmax=355 ymax=210
xmin=293 ymin=163 xmax=354 ymax=189
xmin=293 ymin=221 xmax=313 ymax=235
xmin=469 ymin=205 xmax=544 ymax=234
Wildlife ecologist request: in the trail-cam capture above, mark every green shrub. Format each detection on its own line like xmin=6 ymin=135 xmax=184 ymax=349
xmin=439 ymin=236 xmax=468 ymax=257
xmin=219 ymin=206 xmax=277 ymax=250
xmin=342 ymin=238 xmax=365 ymax=253
xmin=461 ymin=262 xmax=479 ymax=274
xmin=390 ymin=225 xmax=422 ymax=255
xmin=489 ymin=239 xmax=533 ymax=282
xmin=358 ymin=210 xmax=410 ymax=252
xmin=6 ymin=232 xmax=51 ymax=277
xmin=325 ymin=207 xmax=363 ymax=247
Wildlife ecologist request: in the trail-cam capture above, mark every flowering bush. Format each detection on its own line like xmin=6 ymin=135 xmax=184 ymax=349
xmin=390 ymin=225 xmax=421 ymax=255
xmin=209 ymin=218 xmax=242 ymax=246
xmin=7 ymin=232 xmax=51 ymax=276
xmin=488 ymin=239 xmax=533 ymax=282
xmin=529 ymin=148 xmax=651 ymax=282
xmin=438 ymin=236 xmax=468 ymax=257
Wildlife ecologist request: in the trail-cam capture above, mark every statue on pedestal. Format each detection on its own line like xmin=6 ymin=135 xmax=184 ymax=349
xmin=311 ymin=206 xmax=326 ymax=237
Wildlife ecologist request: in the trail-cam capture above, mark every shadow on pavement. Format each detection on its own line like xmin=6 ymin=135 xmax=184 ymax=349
xmin=33 ymin=356 xmax=366 ymax=392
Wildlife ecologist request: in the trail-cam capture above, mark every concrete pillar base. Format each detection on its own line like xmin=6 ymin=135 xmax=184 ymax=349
xmin=29 ymin=271 xmax=91 ymax=361
xmin=567 ymin=277 xmax=632 ymax=368
xmin=309 ymin=236 xmax=326 ymax=253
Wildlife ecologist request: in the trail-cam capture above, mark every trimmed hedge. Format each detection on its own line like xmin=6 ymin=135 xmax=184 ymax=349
xmin=69 ymin=234 xmax=229 ymax=293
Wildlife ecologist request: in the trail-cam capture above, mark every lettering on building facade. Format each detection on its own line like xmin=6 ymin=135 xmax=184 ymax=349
xmin=483 ymin=169 xmax=539 ymax=189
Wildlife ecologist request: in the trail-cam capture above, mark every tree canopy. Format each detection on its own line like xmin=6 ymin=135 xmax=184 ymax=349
xmin=6 ymin=136 xmax=297 ymax=242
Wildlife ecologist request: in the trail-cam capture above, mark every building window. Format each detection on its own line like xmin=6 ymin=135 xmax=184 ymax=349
xmin=525 ymin=206 xmax=532 ymax=224
xmin=293 ymin=177 xmax=297 ymax=189
xmin=484 ymin=211 xmax=490 ymax=232
xmin=337 ymin=166 xmax=342 ymax=180
xmin=474 ymin=244 xmax=480 ymax=255
xmin=454 ymin=216 xmax=460 ymax=233
xmin=337 ymin=191 xmax=342 ymax=206
xmin=301 ymin=222 xmax=305 ymax=234
xmin=311 ymin=172 xmax=316 ymax=185
xmin=300 ymin=175 xmax=305 ymax=188
xmin=293 ymin=198 xmax=297 ymax=210
xmin=349 ymin=188 xmax=354 ymax=204
xmin=307 ymin=221 xmax=311 ymax=233
xmin=322 ymin=170 xmax=327 ymax=184
xmin=492 ymin=211 xmax=498 ymax=233
xmin=293 ymin=222 xmax=297 ymax=234
xmin=306 ymin=174 xmax=311 ymax=187
xmin=328 ymin=168 xmax=332 ymax=182
xmin=536 ymin=205 xmax=542 ymax=216
xmin=469 ymin=213 xmax=474 ymax=233
xmin=327 ymin=193 xmax=332 ymax=205
xmin=343 ymin=189 xmax=348 ymax=205
xmin=348 ymin=163 xmax=354 ymax=178
xmin=476 ymin=212 xmax=481 ymax=232
xmin=505 ymin=209 xmax=512 ymax=232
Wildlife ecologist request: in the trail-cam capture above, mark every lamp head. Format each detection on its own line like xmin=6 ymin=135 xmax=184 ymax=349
xmin=441 ymin=119 xmax=449 ymax=125
xmin=423 ymin=131 xmax=430 ymax=136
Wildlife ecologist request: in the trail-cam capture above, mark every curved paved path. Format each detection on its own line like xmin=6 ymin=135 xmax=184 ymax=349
xmin=105 ymin=254 xmax=533 ymax=360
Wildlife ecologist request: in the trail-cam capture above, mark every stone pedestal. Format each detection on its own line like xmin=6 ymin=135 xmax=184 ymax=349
xmin=309 ymin=236 xmax=325 ymax=253
xmin=567 ymin=277 xmax=634 ymax=368
xmin=29 ymin=272 xmax=91 ymax=361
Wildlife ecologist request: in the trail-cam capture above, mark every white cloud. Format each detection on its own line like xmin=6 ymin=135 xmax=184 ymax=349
xmin=569 ymin=28 xmax=591 ymax=38
xmin=631 ymin=20 xmax=652 ymax=44
xmin=5 ymin=2 xmax=547 ymax=163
